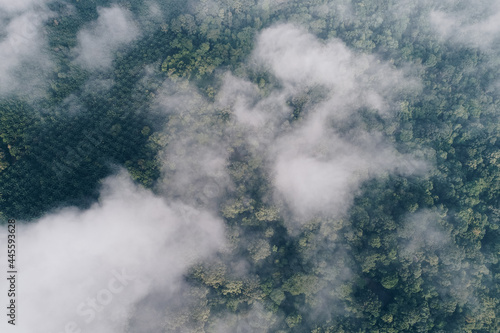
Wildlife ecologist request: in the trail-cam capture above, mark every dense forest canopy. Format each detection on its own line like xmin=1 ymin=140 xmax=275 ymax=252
xmin=0 ymin=0 xmax=499 ymax=332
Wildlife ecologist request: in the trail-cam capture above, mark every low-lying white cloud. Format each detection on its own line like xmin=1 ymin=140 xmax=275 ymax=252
xmin=74 ymin=5 xmax=140 ymax=70
xmin=0 ymin=171 xmax=225 ymax=332
xmin=430 ymin=0 xmax=500 ymax=50
xmin=0 ymin=1 xmax=53 ymax=97
xmin=0 ymin=0 xmax=47 ymax=14
xmin=216 ymin=24 xmax=425 ymax=224
xmin=253 ymin=24 xmax=420 ymax=117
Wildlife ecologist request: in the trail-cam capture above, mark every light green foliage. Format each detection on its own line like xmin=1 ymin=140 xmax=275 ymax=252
xmin=248 ymin=239 xmax=271 ymax=262
xmin=282 ymin=274 xmax=319 ymax=297
xmin=381 ymin=274 xmax=399 ymax=289
xmin=255 ymin=206 xmax=280 ymax=222
xmin=285 ymin=314 xmax=302 ymax=328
